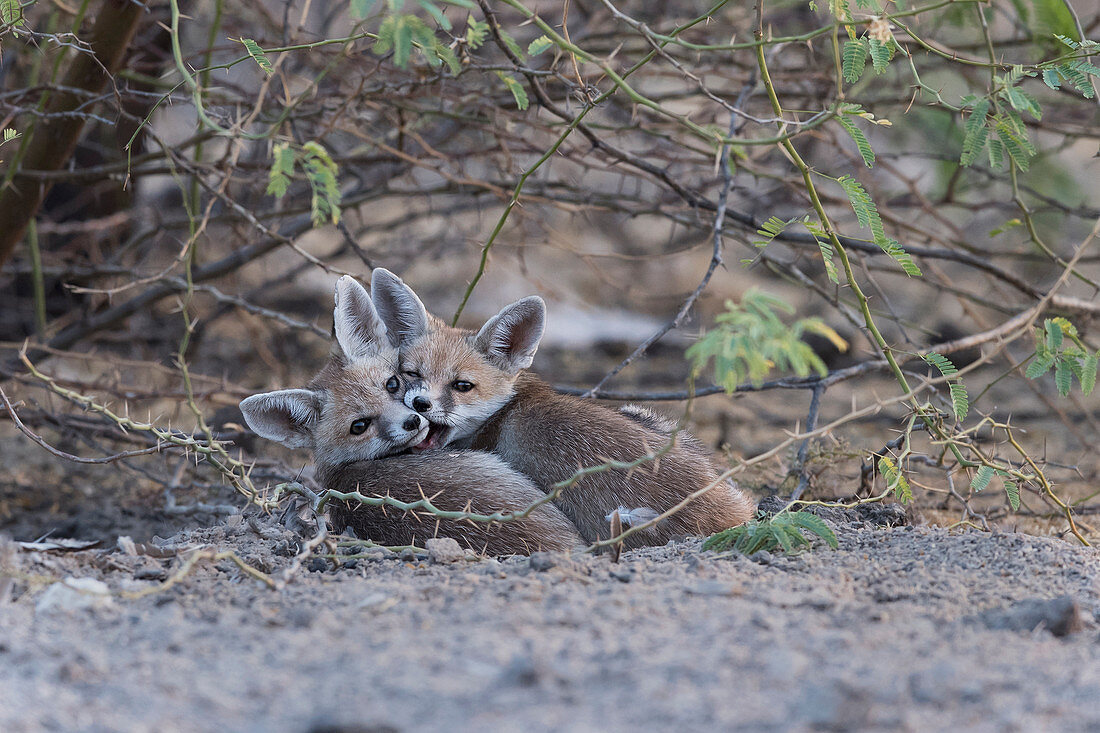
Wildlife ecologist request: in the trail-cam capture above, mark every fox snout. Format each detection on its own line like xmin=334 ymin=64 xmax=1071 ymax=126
xmin=403 ymin=381 xmax=444 ymax=420
xmin=389 ymin=407 xmax=426 ymax=435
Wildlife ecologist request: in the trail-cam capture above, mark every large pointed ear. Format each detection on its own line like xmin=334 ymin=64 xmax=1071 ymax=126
xmin=239 ymin=389 xmax=322 ymax=449
xmin=334 ymin=275 xmax=388 ymax=360
xmin=473 ymin=296 xmax=545 ymax=374
xmin=370 ymin=268 xmax=430 ymax=347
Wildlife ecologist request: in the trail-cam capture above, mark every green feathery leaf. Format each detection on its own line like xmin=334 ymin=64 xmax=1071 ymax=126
xmin=239 ymin=38 xmax=273 ymax=75
xmin=495 ymin=72 xmax=529 ymax=110
xmin=842 ymin=38 xmax=868 ymax=83
xmin=528 ymin=35 xmax=554 ymax=55
xmin=970 ymin=464 xmax=995 ymax=493
xmin=960 ymin=98 xmax=990 ymax=166
xmin=868 ymin=38 xmax=891 ymax=73
xmin=879 ymin=456 xmax=912 ymax=503
xmin=266 ymin=143 xmax=296 ymax=198
xmin=837 ymin=114 xmax=875 ymax=167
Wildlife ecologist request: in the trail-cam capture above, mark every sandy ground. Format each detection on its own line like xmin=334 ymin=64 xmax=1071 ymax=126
xmin=2 ymin=509 xmax=1099 ymax=733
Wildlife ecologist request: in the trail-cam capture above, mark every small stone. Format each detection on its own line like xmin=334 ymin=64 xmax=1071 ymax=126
xmin=361 ymin=548 xmax=389 ymax=562
xmin=609 ymin=569 xmax=633 ymax=583
xmin=399 ymin=548 xmax=419 ymax=562
xmin=133 ymin=566 xmax=167 ymax=582
xmin=36 ymin=577 xmax=112 ymax=614
xmin=307 ymin=557 xmax=329 ymax=573
xmin=977 ymin=595 xmax=1086 ymax=637
xmin=752 ymin=550 xmax=774 ymax=565
xmin=529 ymin=552 xmax=555 ymax=572
xmin=426 ymin=538 xmax=465 ymax=564
xmin=357 ymin=593 xmax=398 ymax=612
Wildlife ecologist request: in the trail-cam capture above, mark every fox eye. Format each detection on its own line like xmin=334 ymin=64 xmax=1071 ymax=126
xmin=349 ymin=418 xmax=371 ymax=435
xmin=404 ymin=371 xmax=422 ymax=380
xmin=385 ymin=376 xmax=400 ymax=394
xmin=452 ymin=380 xmax=475 ymax=393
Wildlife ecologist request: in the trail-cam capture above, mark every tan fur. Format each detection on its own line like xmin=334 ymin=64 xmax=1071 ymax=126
xmin=320 ymin=452 xmax=584 ymax=554
xmin=398 ymin=322 xmax=756 ymax=548
xmin=240 ymin=277 xmax=584 ymax=556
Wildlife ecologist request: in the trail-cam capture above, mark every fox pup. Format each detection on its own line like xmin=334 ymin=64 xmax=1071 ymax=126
xmin=239 ymin=275 xmax=583 ymax=555
xmin=368 ymin=268 xmax=755 ymax=548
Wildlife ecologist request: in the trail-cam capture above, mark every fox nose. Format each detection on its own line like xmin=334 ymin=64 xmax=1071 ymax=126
xmin=412 ymin=395 xmax=432 ymax=413
xmin=402 ymin=414 xmax=423 ymax=432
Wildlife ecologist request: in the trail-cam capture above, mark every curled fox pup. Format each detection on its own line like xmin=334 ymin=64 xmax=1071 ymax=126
xmin=369 ymin=268 xmax=755 ymax=548
xmin=239 ymin=275 xmax=583 ymax=555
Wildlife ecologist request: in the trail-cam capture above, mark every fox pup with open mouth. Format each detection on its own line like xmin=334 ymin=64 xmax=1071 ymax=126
xmin=240 ymin=275 xmax=583 ymax=555
xmin=368 ymin=268 xmax=755 ymax=548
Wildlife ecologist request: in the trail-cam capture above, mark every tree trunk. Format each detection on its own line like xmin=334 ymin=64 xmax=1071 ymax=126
xmin=0 ymin=0 xmax=145 ymax=268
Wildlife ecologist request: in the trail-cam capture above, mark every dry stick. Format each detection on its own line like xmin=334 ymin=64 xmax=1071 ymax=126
xmin=480 ymin=6 xmax=1049 ymax=312
xmin=0 ymin=387 xmax=173 ymax=464
xmin=0 ymin=0 xmax=145 ymax=268
xmin=122 ymin=548 xmax=277 ymax=599
xmin=455 ymin=0 xmax=733 ymax=323
xmin=584 ymin=77 xmax=755 ymax=398
xmin=789 ymin=382 xmax=825 ymax=502
xmin=18 ymin=347 xmax=275 ymax=511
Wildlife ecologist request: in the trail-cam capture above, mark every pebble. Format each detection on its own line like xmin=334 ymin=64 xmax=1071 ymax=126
xmin=35 ymin=578 xmax=112 ymax=615
xmin=529 ymin=552 xmax=555 ymax=572
xmin=426 ymin=538 xmax=465 ymax=564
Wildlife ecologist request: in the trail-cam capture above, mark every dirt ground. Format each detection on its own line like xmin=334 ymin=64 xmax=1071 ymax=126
xmin=2 ymin=508 xmax=1100 ymax=733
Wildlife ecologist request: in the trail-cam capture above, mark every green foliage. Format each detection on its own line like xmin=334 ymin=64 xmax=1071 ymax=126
xmin=959 ymin=98 xmax=990 ymax=167
xmin=836 ymin=110 xmax=875 ymax=167
xmin=495 ymin=72 xmax=529 ymax=110
xmin=970 ymin=464 xmax=995 ymax=492
xmin=702 ymin=510 xmax=838 ymax=555
xmin=922 ymin=353 xmax=968 ymax=421
xmin=836 ymin=175 xmax=921 ymax=276
xmin=687 ymin=290 xmax=847 ymax=391
xmin=842 ymin=38 xmax=867 ymax=84
xmin=753 ymin=215 xmax=795 ymax=248
xmin=0 ymin=0 xmax=23 ymax=26
xmin=302 ymin=141 xmax=342 ymax=226
xmin=999 ymin=472 xmax=1021 ymax=511
xmin=879 ymin=456 xmax=912 ymax=503
xmin=528 ymin=35 xmax=554 ymax=55
xmin=1025 ymin=317 xmax=1099 ymax=397
xmin=266 ymin=142 xmax=342 ymax=227
xmin=239 ymin=38 xmax=273 ymax=75
xmin=960 ymin=65 xmax=1048 ymax=170
xmin=1 ymin=127 xmax=17 ymax=144
xmin=971 ymin=467 xmax=1021 ymax=511
xmin=465 ymin=16 xmax=489 ymax=49
xmin=1039 ymin=37 xmax=1100 ymax=98
xmin=265 ymin=143 xmax=295 ymax=198
xmin=373 ymin=12 xmax=459 ymax=71
xmin=497 ymin=27 xmax=526 ymax=60
xmin=868 ymin=38 xmax=892 ymax=73
xmin=802 ymin=217 xmax=839 ymax=284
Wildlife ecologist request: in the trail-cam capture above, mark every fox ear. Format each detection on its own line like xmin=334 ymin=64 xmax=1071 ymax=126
xmin=239 ymin=389 xmax=322 ymax=449
xmin=370 ymin=268 xmax=429 ymax=347
xmin=474 ymin=296 xmax=545 ymax=374
xmin=334 ymin=275 xmax=388 ymax=360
